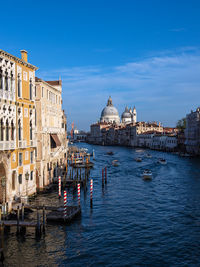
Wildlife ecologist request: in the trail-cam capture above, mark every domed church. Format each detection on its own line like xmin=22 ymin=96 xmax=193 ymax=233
xmin=121 ymin=106 xmax=137 ymax=124
xmin=100 ymin=96 xmax=120 ymax=124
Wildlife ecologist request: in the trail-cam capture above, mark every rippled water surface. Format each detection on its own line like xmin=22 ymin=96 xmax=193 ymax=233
xmin=3 ymin=144 xmax=200 ymax=266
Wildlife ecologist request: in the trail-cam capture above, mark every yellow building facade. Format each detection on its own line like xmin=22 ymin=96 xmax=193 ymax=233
xmin=0 ymin=49 xmax=37 ymax=210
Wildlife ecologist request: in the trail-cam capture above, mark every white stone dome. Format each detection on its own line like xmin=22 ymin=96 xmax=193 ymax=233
xmin=121 ymin=106 xmax=131 ymax=119
xmin=101 ymin=106 xmax=119 ymax=117
xmin=100 ymin=96 xmax=120 ymax=124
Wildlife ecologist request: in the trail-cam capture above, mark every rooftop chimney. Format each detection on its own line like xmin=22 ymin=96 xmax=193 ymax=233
xmin=20 ymin=50 xmax=28 ymax=62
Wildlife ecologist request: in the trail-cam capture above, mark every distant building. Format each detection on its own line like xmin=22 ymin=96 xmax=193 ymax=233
xmin=185 ymin=107 xmax=200 ymax=155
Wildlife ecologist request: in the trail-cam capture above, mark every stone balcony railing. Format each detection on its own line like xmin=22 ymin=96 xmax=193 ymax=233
xmin=0 ymin=141 xmax=16 ymax=151
xmin=30 ymin=140 xmax=36 ymax=147
xmin=18 ymin=140 xmax=27 ymax=149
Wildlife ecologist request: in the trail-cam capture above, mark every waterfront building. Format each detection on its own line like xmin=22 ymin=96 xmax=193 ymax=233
xmin=35 ymin=77 xmax=68 ymax=190
xmin=0 ymin=49 xmax=38 ymax=210
xmin=185 ymin=107 xmax=200 ymax=155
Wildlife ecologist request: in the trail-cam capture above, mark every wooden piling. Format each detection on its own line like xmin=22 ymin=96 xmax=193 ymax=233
xmin=6 ymin=203 xmax=8 ymax=220
xmin=102 ymin=168 xmax=104 ymax=187
xmin=17 ymin=206 xmax=20 ymax=234
xmin=36 ymin=207 xmax=41 ymax=237
xmin=0 ymin=223 xmax=4 ymax=263
xmin=42 ymin=205 xmax=46 ymax=233
xmin=105 ymin=167 xmax=107 ymax=184
xmin=22 ymin=203 xmax=24 ymax=221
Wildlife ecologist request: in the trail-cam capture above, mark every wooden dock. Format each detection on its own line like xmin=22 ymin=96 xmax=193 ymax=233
xmin=46 ymin=206 xmax=81 ymax=223
xmin=0 ymin=220 xmax=37 ymax=227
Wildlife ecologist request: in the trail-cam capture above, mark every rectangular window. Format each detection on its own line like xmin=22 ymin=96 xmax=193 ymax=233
xmin=19 ymin=152 xmax=23 ymax=166
xmin=18 ymin=174 xmax=22 ymax=184
xmin=42 ymin=87 xmax=44 ymax=97
xmin=30 ymin=171 xmax=33 ymax=181
xmin=30 ymin=151 xmax=33 ymax=163
xmin=25 ymin=151 xmax=29 ymax=160
xmin=30 ymin=80 xmax=32 ymax=100
xmin=18 ymin=75 xmax=21 ymax=97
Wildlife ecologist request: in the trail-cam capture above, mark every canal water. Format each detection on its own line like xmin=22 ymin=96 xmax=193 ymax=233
xmin=3 ymin=143 xmax=200 ymax=266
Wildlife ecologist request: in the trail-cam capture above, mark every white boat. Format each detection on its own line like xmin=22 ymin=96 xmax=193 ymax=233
xmin=135 ymin=157 xmax=142 ymax=162
xmin=157 ymin=158 xmax=167 ymax=165
xmin=146 ymin=153 xmax=152 ymax=158
xmin=112 ymin=160 xmax=119 ymax=167
xmin=143 ymin=169 xmax=152 ymax=180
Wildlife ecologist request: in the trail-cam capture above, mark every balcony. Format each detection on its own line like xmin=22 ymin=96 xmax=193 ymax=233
xmin=0 ymin=141 xmax=16 ymax=151
xmin=30 ymin=140 xmax=36 ymax=147
xmin=18 ymin=140 xmax=27 ymax=149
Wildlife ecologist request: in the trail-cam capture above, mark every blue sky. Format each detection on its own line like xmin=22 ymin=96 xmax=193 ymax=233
xmin=1 ymin=0 xmax=200 ymax=131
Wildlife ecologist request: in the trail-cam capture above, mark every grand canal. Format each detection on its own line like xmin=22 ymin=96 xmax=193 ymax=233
xmin=3 ymin=143 xmax=200 ymax=266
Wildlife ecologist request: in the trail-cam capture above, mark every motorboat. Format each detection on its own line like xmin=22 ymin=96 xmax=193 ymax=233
xmin=143 ymin=169 xmax=152 ymax=180
xmin=146 ymin=153 xmax=152 ymax=158
xmin=107 ymin=151 xmax=114 ymax=155
xmin=135 ymin=157 xmax=142 ymax=162
xmin=112 ymin=160 xmax=119 ymax=167
xmin=157 ymin=158 xmax=167 ymax=165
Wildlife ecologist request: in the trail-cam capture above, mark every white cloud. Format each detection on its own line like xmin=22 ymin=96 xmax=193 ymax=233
xmin=38 ymin=47 xmax=200 ymax=130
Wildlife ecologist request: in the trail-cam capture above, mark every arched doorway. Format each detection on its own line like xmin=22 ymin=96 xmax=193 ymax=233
xmin=0 ymin=163 xmax=6 ymax=204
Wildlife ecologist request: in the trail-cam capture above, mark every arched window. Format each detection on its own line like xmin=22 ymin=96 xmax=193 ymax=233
xmin=10 ymin=72 xmax=14 ymax=91
xmin=30 ymin=121 xmax=32 ymax=140
xmin=29 ymin=78 xmax=32 ymax=100
xmin=0 ymin=119 xmax=4 ymax=141
xmin=0 ymin=68 xmax=2 ymax=90
xmin=18 ymin=119 xmax=21 ymax=141
xmin=6 ymin=119 xmax=9 ymax=141
xmin=17 ymin=74 xmax=21 ymax=97
xmin=5 ymin=71 xmax=8 ymax=91
xmin=11 ymin=120 xmax=14 ymax=141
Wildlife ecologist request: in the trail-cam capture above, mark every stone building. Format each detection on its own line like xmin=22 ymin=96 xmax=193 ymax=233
xmin=185 ymin=107 xmax=200 ymax=155
xmin=0 ymin=49 xmax=37 ymax=210
xmin=35 ymin=77 xmax=68 ymax=190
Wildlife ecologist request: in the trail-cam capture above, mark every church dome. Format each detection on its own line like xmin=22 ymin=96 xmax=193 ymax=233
xmin=101 ymin=106 xmax=119 ymax=117
xmin=122 ymin=106 xmax=131 ymax=119
xmin=100 ymin=96 xmax=120 ymax=124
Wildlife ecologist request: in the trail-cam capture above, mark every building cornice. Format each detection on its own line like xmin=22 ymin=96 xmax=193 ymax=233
xmin=0 ymin=49 xmax=38 ymax=70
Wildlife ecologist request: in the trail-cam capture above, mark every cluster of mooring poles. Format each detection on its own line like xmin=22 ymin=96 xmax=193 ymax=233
xmin=0 ymin=147 xmax=97 ymax=264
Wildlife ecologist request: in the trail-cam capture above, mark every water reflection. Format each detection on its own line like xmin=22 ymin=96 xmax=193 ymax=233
xmin=2 ymin=144 xmax=200 ymax=266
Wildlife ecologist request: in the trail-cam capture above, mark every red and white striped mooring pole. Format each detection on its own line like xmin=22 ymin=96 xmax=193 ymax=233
xmin=77 ymin=183 xmax=81 ymax=206
xmin=63 ymin=190 xmax=67 ymax=219
xmin=58 ymin=176 xmax=61 ymax=198
xmin=90 ymin=179 xmax=93 ymax=207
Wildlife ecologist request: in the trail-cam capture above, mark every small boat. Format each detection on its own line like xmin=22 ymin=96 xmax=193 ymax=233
xmin=146 ymin=153 xmax=152 ymax=158
xmin=135 ymin=157 xmax=142 ymax=162
xmin=157 ymin=158 xmax=167 ymax=165
xmin=143 ymin=169 xmax=152 ymax=180
xmin=107 ymin=151 xmax=114 ymax=155
xmin=112 ymin=160 xmax=119 ymax=167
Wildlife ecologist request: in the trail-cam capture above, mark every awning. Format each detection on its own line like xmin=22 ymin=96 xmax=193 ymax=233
xmin=50 ymin=134 xmax=61 ymax=147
